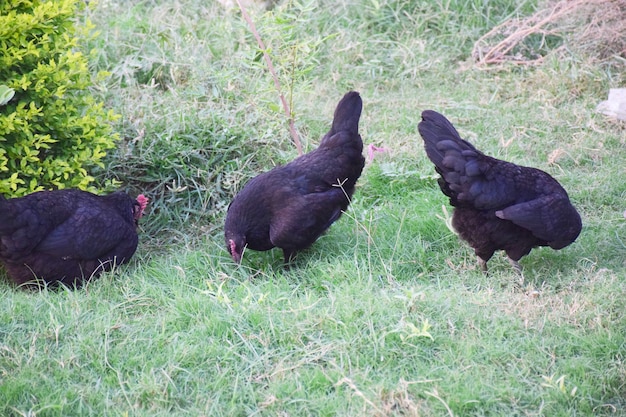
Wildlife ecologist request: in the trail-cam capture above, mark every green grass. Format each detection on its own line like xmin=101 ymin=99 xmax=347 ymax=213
xmin=2 ymin=0 xmax=626 ymax=415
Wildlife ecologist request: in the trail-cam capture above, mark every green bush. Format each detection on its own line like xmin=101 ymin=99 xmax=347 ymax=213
xmin=0 ymin=0 xmax=119 ymax=196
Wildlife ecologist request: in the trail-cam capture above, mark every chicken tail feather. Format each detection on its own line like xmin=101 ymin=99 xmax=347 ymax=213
xmin=418 ymin=110 xmax=478 ymax=169
xmin=330 ymin=91 xmax=362 ymax=135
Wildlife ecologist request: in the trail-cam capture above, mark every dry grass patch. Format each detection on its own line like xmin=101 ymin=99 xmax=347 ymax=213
xmin=497 ymin=267 xmax=622 ymax=331
xmin=473 ymin=0 xmax=626 ymax=66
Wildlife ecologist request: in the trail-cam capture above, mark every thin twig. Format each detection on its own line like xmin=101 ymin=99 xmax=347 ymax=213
xmin=236 ymin=0 xmax=303 ymax=155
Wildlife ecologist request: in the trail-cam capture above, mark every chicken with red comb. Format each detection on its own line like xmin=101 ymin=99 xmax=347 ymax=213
xmin=0 ymin=189 xmax=148 ymax=288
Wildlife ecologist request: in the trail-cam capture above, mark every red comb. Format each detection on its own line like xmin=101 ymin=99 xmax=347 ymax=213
xmin=136 ymin=194 xmax=149 ymax=213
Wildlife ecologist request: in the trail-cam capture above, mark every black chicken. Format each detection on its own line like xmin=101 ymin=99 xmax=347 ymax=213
xmin=418 ymin=110 xmax=582 ymax=273
xmin=225 ymin=91 xmax=365 ymax=264
xmin=0 ymin=189 xmax=148 ymax=288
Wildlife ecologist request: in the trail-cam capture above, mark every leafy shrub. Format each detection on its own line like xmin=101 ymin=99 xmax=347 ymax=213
xmin=0 ymin=0 xmax=119 ymax=196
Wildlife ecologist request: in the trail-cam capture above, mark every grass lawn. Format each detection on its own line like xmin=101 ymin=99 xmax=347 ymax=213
xmin=1 ymin=0 xmax=625 ymax=415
